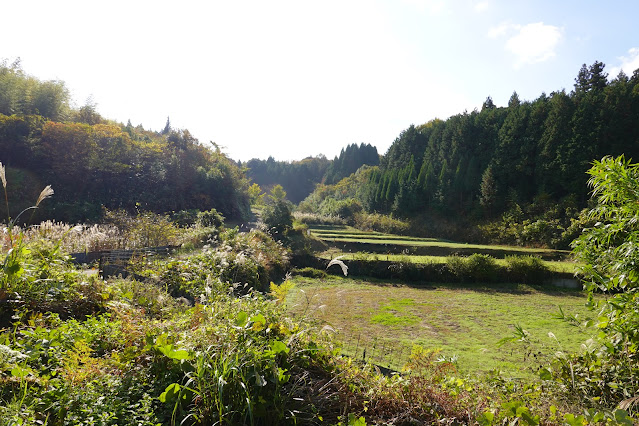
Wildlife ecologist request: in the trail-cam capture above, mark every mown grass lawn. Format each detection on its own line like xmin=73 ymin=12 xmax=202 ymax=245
xmin=286 ymin=276 xmax=597 ymax=378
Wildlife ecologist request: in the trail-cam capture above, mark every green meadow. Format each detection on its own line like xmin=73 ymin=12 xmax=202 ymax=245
xmin=286 ymin=276 xmax=594 ymax=378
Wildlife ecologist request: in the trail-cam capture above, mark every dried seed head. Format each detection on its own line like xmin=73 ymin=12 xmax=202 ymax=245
xmin=36 ymin=185 xmax=54 ymax=206
xmin=0 ymin=162 xmax=6 ymax=189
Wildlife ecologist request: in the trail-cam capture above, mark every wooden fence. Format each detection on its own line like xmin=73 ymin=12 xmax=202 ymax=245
xmin=70 ymin=245 xmax=177 ymax=278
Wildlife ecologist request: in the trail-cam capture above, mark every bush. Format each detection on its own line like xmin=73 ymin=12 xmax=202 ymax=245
xmin=104 ymin=208 xmax=179 ymax=248
xmin=446 ymin=254 xmax=499 ymax=283
xmin=319 ymin=198 xmax=363 ymax=223
xmin=170 ymin=209 xmax=199 ymax=227
xmin=197 ymin=208 xmax=225 ymax=228
xmin=504 ymin=255 xmax=550 ymax=284
xmin=262 ymin=199 xmax=293 ymax=240
xmin=292 ymin=212 xmax=346 ymax=226
xmin=290 ymin=267 xmax=328 ymax=279
xmin=149 ymin=229 xmax=290 ymax=297
xmin=352 ymin=212 xmax=409 ymax=234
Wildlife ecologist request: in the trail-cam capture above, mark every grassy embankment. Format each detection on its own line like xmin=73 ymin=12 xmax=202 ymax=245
xmin=309 ymin=225 xmax=578 ymax=273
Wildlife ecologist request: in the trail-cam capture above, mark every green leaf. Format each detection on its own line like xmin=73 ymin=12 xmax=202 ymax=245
xmin=477 ymin=411 xmax=495 ymax=426
xmin=157 ymin=343 xmax=192 ymax=360
xmin=271 ymin=340 xmax=289 ymax=355
xmin=235 ymin=311 xmax=248 ymax=327
xmin=613 ymin=409 xmax=633 ymax=426
xmin=277 ymin=367 xmax=290 ymax=384
xmin=5 ymin=262 xmax=23 ymax=275
xmin=562 ymin=413 xmax=586 ymax=426
xmin=159 ymin=383 xmax=180 ymax=403
xmin=347 ymin=413 xmax=367 ymax=426
xmin=10 ymin=366 xmax=29 ymax=379
xmin=251 ymin=313 xmax=266 ymax=331
xmin=168 ymin=349 xmax=191 ymax=360
xmin=538 ymin=367 xmax=552 ymax=380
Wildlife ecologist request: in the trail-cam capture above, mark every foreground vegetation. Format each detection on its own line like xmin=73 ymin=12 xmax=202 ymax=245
xmin=1 ymin=157 xmax=639 ymax=424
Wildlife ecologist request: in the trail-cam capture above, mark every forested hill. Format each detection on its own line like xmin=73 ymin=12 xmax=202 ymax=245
xmin=0 ymin=60 xmax=250 ymax=223
xmin=244 ymin=143 xmax=379 ymax=203
xmin=363 ymin=61 xmax=639 ymax=217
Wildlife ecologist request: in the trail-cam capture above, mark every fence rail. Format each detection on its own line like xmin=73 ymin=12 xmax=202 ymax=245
xmin=70 ymin=245 xmax=178 ymax=278
xmin=329 ymin=332 xmax=415 ymax=375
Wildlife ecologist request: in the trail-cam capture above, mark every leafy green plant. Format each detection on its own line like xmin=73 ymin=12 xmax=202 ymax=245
xmin=289 ymin=267 xmax=328 ymax=279
xmin=352 ymin=212 xmax=409 ymax=235
xmin=262 ymin=199 xmax=293 ymax=241
xmin=197 ymin=208 xmax=224 ymax=228
xmin=504 ymin=255 xmax=550 ymax=284
xmin=446 ymin=253 xmax=499 ymax=282
xmin=552 ymin=155 xmax=639 ymax=412
xmin=104 ymin=208 xmax=179 ymax=248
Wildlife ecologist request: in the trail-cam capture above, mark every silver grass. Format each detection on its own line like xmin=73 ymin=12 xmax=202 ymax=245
xmin=327 ymin=256 xmax=348 ymax=276
xmin=0 ymin=162 xmax=6 ymax=189
xmin=36 ymin=185 xmax=54 ymax=207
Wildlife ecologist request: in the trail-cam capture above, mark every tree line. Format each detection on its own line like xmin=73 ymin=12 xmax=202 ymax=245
xmin=358 ymin=61 xmax=639 ymax=218
xmin=0 ymin=60 xmax=250 ymax=223
xmin=243 ymin=143 xmax=379 ymax=203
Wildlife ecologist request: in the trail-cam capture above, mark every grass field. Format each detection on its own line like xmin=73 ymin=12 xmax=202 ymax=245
xmin=317 ymin=251 xmax=579 ymax=274
xmin=286 ymin=276 xmax=595 ymax=378
xmin=309 ymin=225 xmax=570 ymax=260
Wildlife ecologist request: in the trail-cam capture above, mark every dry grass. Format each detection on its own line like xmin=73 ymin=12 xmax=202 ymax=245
xmin=1 ymin=219 xmax=215 ymax=254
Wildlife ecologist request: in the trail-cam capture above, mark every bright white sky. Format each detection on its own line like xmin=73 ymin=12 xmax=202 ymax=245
xmin=2 ymin=0 xmax=638 ymax=162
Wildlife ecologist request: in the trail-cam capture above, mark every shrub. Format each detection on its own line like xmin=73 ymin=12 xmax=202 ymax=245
xmin=170 ymin=209 xmax=199 ymax=227
xmin=504 ymin=255 xmax=550 ymax=284
xmin=446 ymin=254 xmax=499 ymax=283
xmin=352 ymin=212 xmax=409 ymax=234
xmin=197 ymin=208 xmax=225 ymax=228
xmin=262 ymin=199 xmax=293 ymax=240
xmin=0 ymin=173 xmax=104 ymax=323
xmin=104 ymin=208 xmax=179 ymax=248
xmin=319 ymin=198 xmax=363 ymax=222
xmin=292 ymin=212 xmax=346 ymax=226
xmin=148 ymin=229 xmax=290 ymax=298
xmin=290 ymin=267 xmax=328 ymax=279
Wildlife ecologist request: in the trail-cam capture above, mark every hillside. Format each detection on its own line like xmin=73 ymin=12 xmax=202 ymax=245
xmin=0 ymin=61 xmax=250 ymax=223
xmin=299 ymin=61 xmax=639 ymax=248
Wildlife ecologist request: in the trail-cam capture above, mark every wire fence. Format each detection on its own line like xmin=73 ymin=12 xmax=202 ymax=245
xmin=333 ymin=332 xmax=415 ymax=375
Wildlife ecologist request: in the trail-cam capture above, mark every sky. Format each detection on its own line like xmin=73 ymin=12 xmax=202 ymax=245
xmin=2 ymin=0 xmax=639 ymax=162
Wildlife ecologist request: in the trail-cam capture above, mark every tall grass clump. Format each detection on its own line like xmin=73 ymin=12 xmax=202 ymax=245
xmin=292 ymin=212 xmax=346 ymax=226
xmin=353 ymin=212 xmax=409 ymax=235
xmin=4 ymin=215 xmax=218 ymax=255
xmin=103 ymin=208 xmax=179 ymax=248
xmin=135 ymin=228 xmax=290 ymax=300
xmin=0 ymin=163 xmax=104 ymax=324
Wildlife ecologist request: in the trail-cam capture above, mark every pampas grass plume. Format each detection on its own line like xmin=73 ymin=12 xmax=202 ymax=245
xmin=36 ymin=185 xmax=54 ymax=207
xmin=0 ymin=162 xmax=6 ymax=189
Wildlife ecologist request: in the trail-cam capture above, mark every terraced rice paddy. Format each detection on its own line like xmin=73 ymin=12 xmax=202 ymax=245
xmin=317 ymin=252 xmax=578 ymax=274
xmin=310 ymin=225 xmax=571 ymax=262
xmin=287 ymin=276 xmax=594 ymax=377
